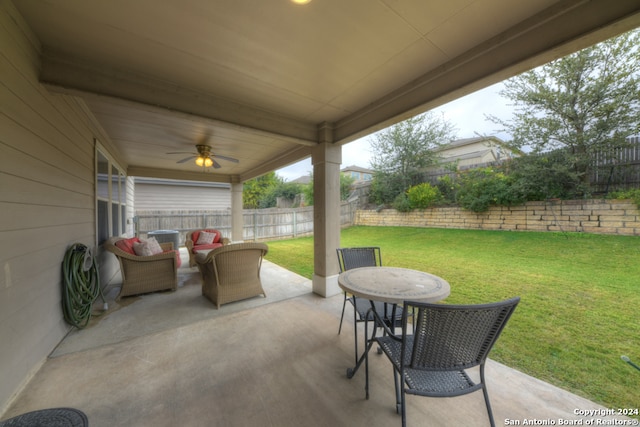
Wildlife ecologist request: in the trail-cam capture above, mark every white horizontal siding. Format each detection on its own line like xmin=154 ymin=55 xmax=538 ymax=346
xmin=0 ymin=2 xmax=118 ymax=411
xmin=134 ymin=182 xmax=231 ymax=211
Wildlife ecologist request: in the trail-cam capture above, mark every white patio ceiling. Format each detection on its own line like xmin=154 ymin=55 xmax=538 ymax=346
xmin=14 ymin=0 xmax=640 ymax=183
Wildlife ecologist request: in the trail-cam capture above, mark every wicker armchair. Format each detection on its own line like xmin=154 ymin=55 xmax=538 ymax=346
xmin=196 ymin=242 xmax=268 ymax=308
xmin=185 ymin=229 xmax=230 ymax=267
xmin=104 ymin=237 xmax=179 ymax=300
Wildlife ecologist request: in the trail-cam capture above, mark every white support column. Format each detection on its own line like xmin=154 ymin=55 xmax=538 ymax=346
xmin=230 ymin=181 xmax=244 ymax=242
xmin=312 ymin=123 xmax=342 ymax=297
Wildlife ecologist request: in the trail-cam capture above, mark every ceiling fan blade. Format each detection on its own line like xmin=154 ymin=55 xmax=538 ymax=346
xmin=211 ymin=158 xmax=222 ymax=169
xmin=177 ymin=155 xmax=197 ymax=163
xmin=212 ymin=154 xmax=239 ymax=163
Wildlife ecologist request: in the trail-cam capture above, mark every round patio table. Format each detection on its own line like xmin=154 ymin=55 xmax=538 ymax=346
xmin=338 ymin=266 xmax=450 ymax=378
xmin=339 ymin=266 xmax=450 ymax=305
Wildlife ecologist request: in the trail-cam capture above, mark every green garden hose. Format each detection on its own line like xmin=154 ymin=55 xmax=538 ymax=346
xmin=62 ymin=243 xmax=107 ymax=329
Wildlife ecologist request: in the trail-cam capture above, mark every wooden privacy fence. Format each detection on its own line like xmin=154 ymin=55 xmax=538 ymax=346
xmin=591 ymin=136 xmax=640 ymax=193
xmin=135 ymin=201 xmax=356 ymax=246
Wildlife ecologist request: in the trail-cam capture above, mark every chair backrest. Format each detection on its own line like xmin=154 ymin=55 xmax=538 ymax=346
xmin=336 ymin=247 xmax=381 ymax=273
xmin=206 ymin=242 xmax=268 ymax=276
xmin=403 ymin=297 xmax=520 ymax=371
xmin=188 ymin=229 xmax=221 ymax=245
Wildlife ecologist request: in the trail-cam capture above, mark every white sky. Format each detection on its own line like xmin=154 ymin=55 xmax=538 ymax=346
xmin=276 ymin=82 xmax=513 ymax=182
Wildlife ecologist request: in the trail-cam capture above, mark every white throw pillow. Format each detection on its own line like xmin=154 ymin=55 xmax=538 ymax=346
xmin=196 ymin=231 xmax=216 ymax=245
xmin=146 ymin=236 xmax=164 ymax=254
xmin=133 ymin=237 xmax=164 ymax=256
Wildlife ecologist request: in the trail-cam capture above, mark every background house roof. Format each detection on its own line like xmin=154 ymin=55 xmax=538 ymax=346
xmin=13 ymin=0 xmax=640 ymax=183
xmin=436 ymin=136 xmax=517 ymax=166
xmin=341 ymin=165 xmax=374 ymax=175
xmin=441 ymin=136 xmax=503 ymax=149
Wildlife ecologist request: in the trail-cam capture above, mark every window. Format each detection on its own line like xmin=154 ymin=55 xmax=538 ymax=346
xmin=96 ymin=145 xmax=127 ymax=245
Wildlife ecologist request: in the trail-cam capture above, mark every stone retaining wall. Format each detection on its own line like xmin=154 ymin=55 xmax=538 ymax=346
xmin=354 ymin=199 xmax=640 ymax=236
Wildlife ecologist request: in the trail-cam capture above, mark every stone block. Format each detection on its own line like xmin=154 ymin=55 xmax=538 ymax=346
xmin=561 ymin=199 xmax=587 ymax=206
xmin=541 ymin=215 xmax=569 ymax=222
xmin=566 ymin=214 xmax=590 ymax=221
xmin=617 ymin=228 xmax=638 ymax=236
xmin=590 ymin=209 xmax=618 ymax=216
xmin=559 ymin=209 xmax=586 ymax=216
xmin=525 ymin=224 xmax=549 ymax=231
xmin=583 ymin=226 xmax=618 ymax=234
xmin=526 ymin=201 xmax=547 ymax=207
xmin=598 ymin=220 xmax=624 ymax=228
xmin=508 ymin=204 xmax=528 ymax=211
xmin=581 ymin=221 xmax=600 ymax=227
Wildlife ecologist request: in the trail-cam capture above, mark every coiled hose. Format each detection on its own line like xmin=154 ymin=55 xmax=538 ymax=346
xmin=62 ymin=243 xmax=107 ymax=329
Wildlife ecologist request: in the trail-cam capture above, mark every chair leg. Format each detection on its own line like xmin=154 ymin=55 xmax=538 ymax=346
xmin=393 ymin=368 xmax=401 ymax=414
xmin=364 ymin=318 xmax=370 ymax=400
xmin=353 ymin=301 xmax=359 ymax=366
xmin=480 ymin=364 xmax=496 ymax=427
xmin=338 ymin=292 xmax=348 ymax=334
xmin=401 ymin=384 xmax=407 ymax=427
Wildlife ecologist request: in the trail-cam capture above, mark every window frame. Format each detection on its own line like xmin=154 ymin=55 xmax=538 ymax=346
xmin=96 ymin=141 xmax=127 ymax=245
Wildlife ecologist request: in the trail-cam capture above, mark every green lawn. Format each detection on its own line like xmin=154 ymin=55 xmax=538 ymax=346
xmin=265 ymin=226 xmax=640 ymax=413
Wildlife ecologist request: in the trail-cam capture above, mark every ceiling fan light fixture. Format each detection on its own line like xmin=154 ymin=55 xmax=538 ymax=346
xmin=291 ymin=0 xmax=311 ymax=4
xmin=195 ymin=156 xmax=213 ymax=168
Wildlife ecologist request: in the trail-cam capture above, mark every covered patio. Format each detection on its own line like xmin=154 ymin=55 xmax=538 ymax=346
xmin=2 ymin=0 xmax=640 ymax=423
xmin=1 ymin=253 xmax=620 ymax=426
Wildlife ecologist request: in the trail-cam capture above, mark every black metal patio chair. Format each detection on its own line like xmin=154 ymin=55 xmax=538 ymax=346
xmin=337 ymin=247 xmax=404 ymax=364
xmin=368 ymin=296 xmax=520 ymax=427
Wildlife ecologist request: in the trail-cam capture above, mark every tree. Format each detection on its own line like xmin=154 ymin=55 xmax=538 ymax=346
xmin=242 ymin=172 xmax=280 ymax=209
xmin=369 ymin=112 xmax=457 ymax=204
xmin=300 ymin=173 xmax=355 ymax=206
xmin=489 ymin=29 xmax=640 ymax=192
xmin=259 ymin=181 xmax=303 ymax=208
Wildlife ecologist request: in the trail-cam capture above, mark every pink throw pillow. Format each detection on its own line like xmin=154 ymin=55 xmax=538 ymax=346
xmin=115 ymin=237 xmax=140 ymax=255
xmin=196 ymin=231 xmax=216 ymax=245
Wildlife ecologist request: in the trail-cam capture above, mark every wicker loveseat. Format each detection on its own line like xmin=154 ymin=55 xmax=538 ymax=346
xmin=196 ymin=242 xmax=268 ymax=308
xmin=104 ymin=236 xmax=180 ymax=300
xmin=185 ymin=229 xmax=230 ymax=267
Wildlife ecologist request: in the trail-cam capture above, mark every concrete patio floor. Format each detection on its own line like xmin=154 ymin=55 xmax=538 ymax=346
xmin=2 ymin=250 xmax=634 ymax=427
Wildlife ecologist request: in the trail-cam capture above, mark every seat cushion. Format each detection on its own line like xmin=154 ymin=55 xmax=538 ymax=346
xmin=192 ymin=242 xmax=223 ymax=253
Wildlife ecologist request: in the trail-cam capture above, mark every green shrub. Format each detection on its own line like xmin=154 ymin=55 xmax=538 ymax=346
xmin=258 ymin=181 xmax=303 ymax=208
xmin=392 ymin=192 xmax=412 ymax=212
xmin=506 ymin=152 xmax=585 ymax=201
xmin=436 ymin=174 xmax=458 ymax=204
xmin=607 ymin=188 xmax=640 ymax=208
xmin=456 ymin=168 xmax=520 ymax=212
xmin=369 ymin=172 xmax=404 ymax=205
xmin=406 ymin=182 xmax=441 ymax=209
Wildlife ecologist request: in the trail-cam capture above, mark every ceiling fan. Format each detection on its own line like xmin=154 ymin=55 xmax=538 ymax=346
xmin=167 ymin=144 xmax=239 ymax=169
